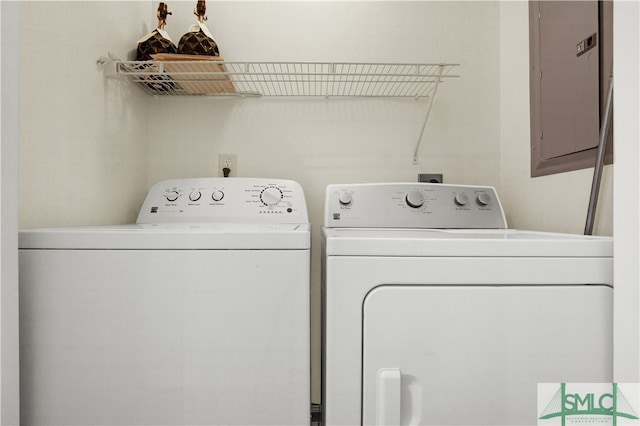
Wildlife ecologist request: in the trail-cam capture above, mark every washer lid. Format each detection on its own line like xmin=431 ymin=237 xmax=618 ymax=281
xmin=19 ymin=223 xmax=310 ymax=250
xmin=322 ymin=228 xmax=612 ymax=257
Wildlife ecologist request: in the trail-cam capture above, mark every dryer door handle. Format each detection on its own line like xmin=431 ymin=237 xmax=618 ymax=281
xmin=376 ymin=368 xmax=402 ymax=426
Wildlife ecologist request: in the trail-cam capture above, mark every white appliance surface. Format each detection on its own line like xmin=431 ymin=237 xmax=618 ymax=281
xmin=19 ymin=223 xmax=309 ymax=250
xmin=321 ymin=183 xmax=613 ymax=426
xmin=19 ymin=177 xmax=311 ymax=426
xmin=323 ymin=228 xmax=611 ymax=257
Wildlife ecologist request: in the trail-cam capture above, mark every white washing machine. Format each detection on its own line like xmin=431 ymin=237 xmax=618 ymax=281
xmin=321 ymin=183 xmax=613 ymax=426
xmin=19 ymin=177 xmax=310 ymax=426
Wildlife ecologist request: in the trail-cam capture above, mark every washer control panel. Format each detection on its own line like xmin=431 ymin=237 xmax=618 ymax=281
xmin=325 ymin=183 xmax=507 ymax=229
xmin=137 ymin=178 xmax=308 ymax=224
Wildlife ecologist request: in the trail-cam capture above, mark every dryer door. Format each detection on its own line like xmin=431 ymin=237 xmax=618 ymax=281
xmin=362 ymin=285 xmax=612 ymax=425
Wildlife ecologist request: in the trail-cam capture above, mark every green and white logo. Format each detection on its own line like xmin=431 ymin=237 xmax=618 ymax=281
xmin=538 ymin=383 xmax=640 ymax=425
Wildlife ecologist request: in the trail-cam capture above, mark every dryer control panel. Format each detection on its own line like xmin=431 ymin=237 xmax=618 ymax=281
xmin=324 ymin=183 xmax=507 ymax=229
xmin=137 ymin=178 xmax=308 ymax=224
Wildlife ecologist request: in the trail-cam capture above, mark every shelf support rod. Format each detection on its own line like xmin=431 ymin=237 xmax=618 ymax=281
xmin=413 ymin=64 xmax=445 ymax=164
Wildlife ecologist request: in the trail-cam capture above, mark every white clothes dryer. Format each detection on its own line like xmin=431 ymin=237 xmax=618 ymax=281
xmin=321 ymin=183 xmax=613 ymax=426
xmin=19 ymin=178 xmax=311 ymax=426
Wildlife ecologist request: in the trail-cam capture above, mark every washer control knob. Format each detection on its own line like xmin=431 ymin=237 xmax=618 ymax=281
xmin=211 ymin=190 xmax=224 ymax=202
xmin=405 ymin=190 xmax=425 ymax=208
xmin=165 ymin=191 xmax=179 ymax=202
xmin=477 ymin=192 xmax=492 ymax=206
xmin=338 ymin=192 xmax=352 ymax=205
xmin=261 ymin=187 xmax=283 ymax=206
xmin=455 ymin=193 xmax=470 ymax=206
xmin=189 ymin=191 xmax=202 ymax=202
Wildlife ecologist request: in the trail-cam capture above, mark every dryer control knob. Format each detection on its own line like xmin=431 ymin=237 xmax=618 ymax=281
xmin=189 ymin=191 xmax=202 ymax=202
xmin=477 ymin=192 xmax=492 ymax=206
xmin=405 ymin=190 xmax=425 ymax=208
xmin=455 ymin=193 xmax=470 ymax=206
xmin=211 ymin=190 xmax=224 ymax=202
xmin=338 ymin=192 xmax=352 ymax=205
xmin=165 ymin=191 xmax=179 ymax=202
xmin=261 ymin=187 xmax=283 ymax=206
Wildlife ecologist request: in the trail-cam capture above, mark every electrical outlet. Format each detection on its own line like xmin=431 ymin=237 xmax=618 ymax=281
xmin=418 ymin=173 xmax=443 ymax=183
xmin=219 ymin=154 xmax=237 ymax=177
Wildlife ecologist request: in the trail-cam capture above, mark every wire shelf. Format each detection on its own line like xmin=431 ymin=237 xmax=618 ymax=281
xmin=114 ymin=60 xmax=460 ymax=97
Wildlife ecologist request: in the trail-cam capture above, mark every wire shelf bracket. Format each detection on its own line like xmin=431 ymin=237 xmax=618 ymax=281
xmin=413 ymin=64 xmax=445 ymax=164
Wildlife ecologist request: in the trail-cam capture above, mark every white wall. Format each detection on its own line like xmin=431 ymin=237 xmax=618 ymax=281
xmin=613 ymin=0 xmax=640 ymax=383
xmin=19 ymin=1 xmax=152 ymax=229
xmin=1 ymin=2 xmax=21 ymax=423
